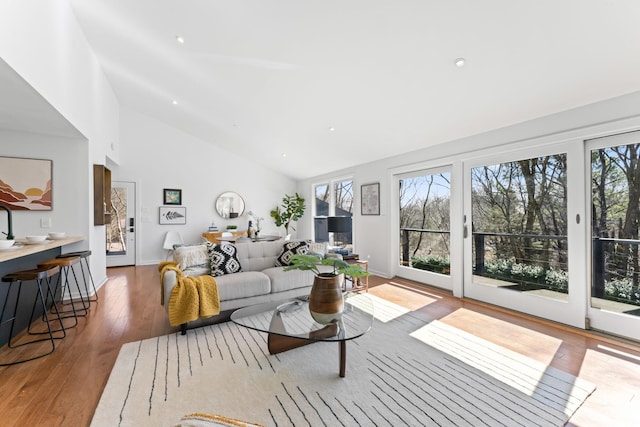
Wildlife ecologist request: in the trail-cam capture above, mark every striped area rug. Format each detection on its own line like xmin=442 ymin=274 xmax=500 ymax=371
xmin=91 ymin=295 xmax=595 ymax=426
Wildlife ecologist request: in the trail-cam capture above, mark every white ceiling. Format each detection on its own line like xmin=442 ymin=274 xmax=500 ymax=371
xmin=0 ymin=59 xmax=81 ymax=139
xmin=19 ymin=1 xmax=640 ymax=179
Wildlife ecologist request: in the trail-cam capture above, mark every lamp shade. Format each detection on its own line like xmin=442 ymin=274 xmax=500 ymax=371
xmin=327 ymin=216 xmax=352 ymax=233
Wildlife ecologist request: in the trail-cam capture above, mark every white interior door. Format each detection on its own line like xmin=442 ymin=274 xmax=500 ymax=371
xmin=106 ymin=181 xmax=136 ymax=267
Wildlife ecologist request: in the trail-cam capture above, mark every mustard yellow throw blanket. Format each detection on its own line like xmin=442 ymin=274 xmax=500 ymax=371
xmin=159 ymin=262 xmax=220 ymax=326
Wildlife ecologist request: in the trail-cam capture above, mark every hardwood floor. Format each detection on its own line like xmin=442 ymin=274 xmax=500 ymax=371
xmin=1 ymin=265 xmax=639 ymax=426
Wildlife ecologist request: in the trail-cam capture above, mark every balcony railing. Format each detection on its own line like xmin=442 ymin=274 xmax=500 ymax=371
xmin=400 ymin=228 xmax=640 ymax=305
xmin=400 ymin=228 xmax=450 ymax=265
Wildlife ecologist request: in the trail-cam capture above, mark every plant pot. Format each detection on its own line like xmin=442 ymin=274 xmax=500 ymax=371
xmin=309 ymin=273 xmax=344 ymax=324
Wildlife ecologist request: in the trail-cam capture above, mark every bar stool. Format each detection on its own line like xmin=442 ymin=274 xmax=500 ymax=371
xmin=0 ymin=265 xmax=64 ymax=366
xmin=57 ymin=250 xmax=98 ymax=303
xmin=39 ymin=257 xmax=89 ymax=327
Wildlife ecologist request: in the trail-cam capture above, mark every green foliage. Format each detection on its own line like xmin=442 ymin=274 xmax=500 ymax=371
xmin=544 ymin=268 xmax=569 ymax=293
xmin=410 ymin=254 xmax=450 ymax=274
xmin=480 ymin=258 xmax=568 ymax=293
xmin=270 ymin=193 xmax=306 ymax=234
xmin=604 ymin=278 xmax=640 ymax=305
xmin=284 ymin=254 xmax=370 ymax=278
xmin=411 ymin=255 xmax=570 ymax=293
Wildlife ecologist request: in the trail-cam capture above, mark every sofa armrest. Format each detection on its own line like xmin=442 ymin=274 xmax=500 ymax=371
xmin=162 ymin=269 xmax=178 ymax=310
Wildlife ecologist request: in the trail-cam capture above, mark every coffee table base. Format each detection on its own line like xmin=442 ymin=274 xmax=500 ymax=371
xmin=267 ymin=323 xmax=347 ymax=377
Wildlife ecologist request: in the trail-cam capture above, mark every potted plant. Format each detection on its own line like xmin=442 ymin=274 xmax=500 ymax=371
xmin=270 ymin=193 xmax=305 ymax=236
xmin=285 ymin=254 xmax=370 ymax=324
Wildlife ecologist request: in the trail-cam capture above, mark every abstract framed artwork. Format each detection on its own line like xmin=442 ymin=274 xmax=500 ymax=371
xmin=0 ymin=156 xmax=52 ymax=210
xmin=361 ymin=182 xmax=380 ymax=215
xmin=163 ymin=188 xmax=182 ymax=205
xmin=159 ymin=206 xmax=186 ymax=225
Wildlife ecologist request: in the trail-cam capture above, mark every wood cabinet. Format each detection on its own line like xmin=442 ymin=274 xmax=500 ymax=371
xmin=93 ymin=164 xmax=112 ymax=225
xmin=202 ymin=231 xmax=247 ymax=244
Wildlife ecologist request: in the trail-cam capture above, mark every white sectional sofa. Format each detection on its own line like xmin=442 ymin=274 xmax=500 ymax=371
xmin=162 ymin=239 xmax=333 ymax=333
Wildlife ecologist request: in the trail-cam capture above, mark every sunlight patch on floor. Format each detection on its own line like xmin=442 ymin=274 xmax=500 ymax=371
xmin=347 ymin=293 xmax=410 ymax=323
xmin=596 ymin=344 xmax=640 ymax=362
xmin=410 ymin=320 xmax=546 ymax=396
xmin=369 ymin=282 xmax=442 ymax=311
xmin=438 ymin=307 xmax=563 ymax=366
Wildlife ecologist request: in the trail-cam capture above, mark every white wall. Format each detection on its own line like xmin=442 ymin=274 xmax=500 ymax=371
xmin=114 ymin=107 xmax=298 ymax=264
xmin=0 ymin=0 xmax=120 ymax=287
xmin=0 ymin=130 xmax=88 ymax=251
xmin=296 ymin=91 xmax=640 ymax=279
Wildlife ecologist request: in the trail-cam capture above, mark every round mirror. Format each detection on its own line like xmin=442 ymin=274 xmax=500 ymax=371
xmin=215 ymin=191 xmax=245 ymax=219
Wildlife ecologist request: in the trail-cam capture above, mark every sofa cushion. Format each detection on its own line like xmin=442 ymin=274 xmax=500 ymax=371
xmin=236 ymin=240 xmax=282 ymax=271
xmin=208 ymin=243 xmax=242 ymax=277
xmin=183 ymin=266 xmax=210 ymax=277
xmin=275 ymin=240 xmax=309 ymax=266
xmin=214 ymin=271 xmax=271 ymax=300
xmin=307 ymin=241 xmax=329 ymax=257
xmin=174 ymin=244 xmax=209 ymax=271
xmin=261 ymin=267 xmax=312 ymax=293
xmin=262 ymin=265 xmax=335 ymax=293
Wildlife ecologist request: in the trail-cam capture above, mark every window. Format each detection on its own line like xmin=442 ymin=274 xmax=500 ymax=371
xmin=314 ymin=178 xmax=353 ymax=247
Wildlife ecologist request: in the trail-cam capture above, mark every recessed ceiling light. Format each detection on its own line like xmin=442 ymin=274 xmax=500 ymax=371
xmin=454 ymin=58 xmax=466 ymax=67
xmin=282 ymin=153 xmax=287 ymax=158
xmin=176 ymin=35 xmax=185 ymax=44
xmin=171 ymin=99 xmax=178 ymax=105
xmin=328 ymin=127 xmax=335 ymax=132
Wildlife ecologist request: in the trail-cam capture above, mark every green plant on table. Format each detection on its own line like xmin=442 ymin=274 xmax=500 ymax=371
xmin=270 ymin=193 xmax=306 ymax=236
xmin=284 ymin=254 xmax=370 ymax=278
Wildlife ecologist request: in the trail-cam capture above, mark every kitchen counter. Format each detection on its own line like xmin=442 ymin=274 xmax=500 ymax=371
xmin=0 ymin=235 xmax=85 ymax=348
xmin=0 ymin=236 xmax=84 ymax=263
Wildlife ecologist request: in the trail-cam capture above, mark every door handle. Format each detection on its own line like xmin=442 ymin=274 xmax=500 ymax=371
xmin=463 ymin=225 xmax=468 ymax=238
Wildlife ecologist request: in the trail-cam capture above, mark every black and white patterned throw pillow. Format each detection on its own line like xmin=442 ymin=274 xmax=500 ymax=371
xmin=275 ymin=240 xmax=309 ymax=266
xmin=208 ymin=243 xmax=242 ymax=277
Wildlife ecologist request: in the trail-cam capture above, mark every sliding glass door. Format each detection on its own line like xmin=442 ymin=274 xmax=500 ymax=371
xmin=390 ymin=129 xmax=640 ymax=338
xmin=587 ymin=131 xmax=640 ymax=341
xmin=396 ymin=167 xmax=453 ymax=289
xmin=463 ymin=143 xmax=585 ymax=327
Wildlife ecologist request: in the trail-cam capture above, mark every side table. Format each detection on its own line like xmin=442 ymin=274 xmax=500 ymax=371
xmin=342 ymin=254 xmax=369 ymax=293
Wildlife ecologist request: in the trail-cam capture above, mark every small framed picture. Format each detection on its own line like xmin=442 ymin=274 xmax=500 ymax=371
xmin=163 ymin=188 xmax=182 ymax=205
xmin=361 ymin=182 xmax=380 ymax=215
xmin=159 ymin=206 xmax=186 ymax=225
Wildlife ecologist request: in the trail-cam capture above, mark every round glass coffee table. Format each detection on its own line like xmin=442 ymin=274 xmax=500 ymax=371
xmin=231 ymin=293 xmax=373 ymax=377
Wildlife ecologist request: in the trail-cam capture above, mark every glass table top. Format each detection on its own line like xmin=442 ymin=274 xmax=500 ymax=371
xmin=230 ymin=293 xmax=374 ymax=342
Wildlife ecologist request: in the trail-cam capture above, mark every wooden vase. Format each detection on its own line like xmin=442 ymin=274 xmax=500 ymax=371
xmin=309 ymin=273 xmax=344 ymax=324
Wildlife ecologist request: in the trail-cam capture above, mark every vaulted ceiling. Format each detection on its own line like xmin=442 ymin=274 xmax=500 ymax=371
xmin=11 ymin=1 xmax=640 ymax=179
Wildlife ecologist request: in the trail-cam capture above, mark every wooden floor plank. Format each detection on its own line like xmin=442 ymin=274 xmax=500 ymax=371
xmin=0 ymin=266 xmax=638 ymax=426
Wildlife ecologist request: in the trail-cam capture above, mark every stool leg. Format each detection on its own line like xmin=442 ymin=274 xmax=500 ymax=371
xmin=59 ymin=266 xmax=86 ymax=319
xmin=29 ymin=275 xmax=66 ymax=338
xmin=1 ymin=282 xmax=20 ymax=349
xmin=0 ymin=279 xmax=57 ymax=366
xmin=34 ymin=278 xmax=61 ymax=351
xmin=48 ymin=268 xmax=84 ymax=325
xmin=80 ymin=257 xmax=98 ymax=302
xmin=69 ymin=264 xmax=90 ymax=311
